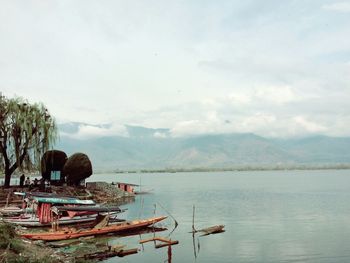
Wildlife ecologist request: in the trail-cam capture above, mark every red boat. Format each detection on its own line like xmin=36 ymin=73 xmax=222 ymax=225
xmin=21 ymin=216 xmax=167 ymax=241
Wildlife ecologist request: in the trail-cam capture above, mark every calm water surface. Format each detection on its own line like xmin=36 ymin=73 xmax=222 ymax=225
xmin=88 ymin=170 xmax=350 ymax=263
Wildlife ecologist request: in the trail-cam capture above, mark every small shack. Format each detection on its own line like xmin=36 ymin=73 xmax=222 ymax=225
xmin=114 ymin=182 xmax=139 ymax=194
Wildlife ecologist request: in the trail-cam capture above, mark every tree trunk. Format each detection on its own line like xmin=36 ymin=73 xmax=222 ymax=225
xmin=3 ymin=161 xmax=19 ymax=188
xmin=4 ymin=167 xmax=11 ymax=188
xmin=3 ymin=148 xmax=27 ymax=188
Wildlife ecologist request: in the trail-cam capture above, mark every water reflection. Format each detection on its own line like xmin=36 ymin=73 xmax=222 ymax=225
xmin=167 ymin=245 xmax=173 ymax=263
xmin=89 ymin=170 xmax=350 ymax=263
xmin=192 ymin=232 xmax=199 ymax=260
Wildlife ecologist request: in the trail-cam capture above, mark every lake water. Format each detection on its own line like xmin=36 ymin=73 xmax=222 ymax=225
xmin=88 ymin=169 xmax=350 ymax=263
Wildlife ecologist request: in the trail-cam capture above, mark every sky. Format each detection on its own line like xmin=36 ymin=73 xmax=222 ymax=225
xmin=1 ymin=0 xmax=350 ymax=138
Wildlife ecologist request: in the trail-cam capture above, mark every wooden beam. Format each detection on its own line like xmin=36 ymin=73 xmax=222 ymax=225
xmin=155 ymin=241 xmax=179 ymax=248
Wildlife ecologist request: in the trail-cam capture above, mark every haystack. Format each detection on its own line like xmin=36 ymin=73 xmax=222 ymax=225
xmin=63 ymin=153 xmax=92 ymax=186
xmin=41 ymin=150 xmax=68 ymax=183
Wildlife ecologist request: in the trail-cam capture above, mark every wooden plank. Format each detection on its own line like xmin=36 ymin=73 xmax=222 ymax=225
xmin=139 ymin=237 xmax=157 ymax=244
xmin=139 ymin=236 xmax=173 ymax=244
xmin=156 ymin=237 xmax=173 ymax=243
xmin=155 ymin=240 xmax=179 ymax=248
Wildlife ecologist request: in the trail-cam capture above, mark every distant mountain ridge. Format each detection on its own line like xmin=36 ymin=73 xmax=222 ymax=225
xmin=56 ymin=123 xmax=350 ymax=171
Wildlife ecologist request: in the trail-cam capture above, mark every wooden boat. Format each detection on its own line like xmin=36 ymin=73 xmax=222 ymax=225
xmin=4 ymin=206 xmax=124 ymax=227
xmin=21 ymin=216 xmax=167 ymax=241
xmin=4 ymin=213 xmax=104 ymax=227
xmin=0 ymin=206 xmax=34 ymax=216
xmin=53 ymin=206 xmax=123 ymax=213
xmin=3 ymin=195 xmax=116 ymax=227
xmin=32 ymin=196 xmax=95 ymax=205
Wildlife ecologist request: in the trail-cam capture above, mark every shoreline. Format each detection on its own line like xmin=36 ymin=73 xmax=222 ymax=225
xmin=3 ymin=165 xmax=350 ymax=179
xmin=0 ymin=182 xmax=135 ymax=262
xmin=105 ymin=164 xmax=350 ymax=174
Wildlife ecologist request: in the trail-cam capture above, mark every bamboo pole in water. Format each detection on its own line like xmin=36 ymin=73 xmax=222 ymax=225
xmin=192 ymin=205 xmax=196 ymax=232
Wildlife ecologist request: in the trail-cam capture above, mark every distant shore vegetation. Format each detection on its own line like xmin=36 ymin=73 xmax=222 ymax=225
xmin=109 ymin=163 xmax=350 ymax=174
xmin=3 ymin=164 xmax=350 ymax=178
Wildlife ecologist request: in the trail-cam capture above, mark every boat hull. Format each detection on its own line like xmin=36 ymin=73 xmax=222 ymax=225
xmin=0 ymin=207 xmax=34 ymax=216
xmin=21 ymin=216 xmax=167 ymax=241
xmin=4 ymin=213 xmax=114 ymax=227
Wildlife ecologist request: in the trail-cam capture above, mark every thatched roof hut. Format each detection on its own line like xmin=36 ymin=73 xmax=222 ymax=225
xmin=63 ymin=153 xmax=92 ymax=186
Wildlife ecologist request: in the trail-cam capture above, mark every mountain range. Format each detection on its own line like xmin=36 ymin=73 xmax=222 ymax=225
xmin=56 ymin=123 xmax=350 ymax=172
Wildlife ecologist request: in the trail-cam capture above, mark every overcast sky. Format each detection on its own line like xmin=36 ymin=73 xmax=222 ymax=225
xmin=1 ymin=0 xmax=350 ymax=138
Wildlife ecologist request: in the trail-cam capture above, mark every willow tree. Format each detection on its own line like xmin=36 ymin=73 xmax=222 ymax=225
xmin=0 ymin=94 xmax=57 ymax=187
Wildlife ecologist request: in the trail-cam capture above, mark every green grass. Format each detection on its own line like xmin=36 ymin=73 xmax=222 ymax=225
xmin=0 ymin=222 xmax=60 ymax=263
xmin=0 ymin=222 xmax=23 ymax=253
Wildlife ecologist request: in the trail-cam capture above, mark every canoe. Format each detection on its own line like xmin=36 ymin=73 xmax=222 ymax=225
xmin=52 ymin=205 xmax=123 ymax=213
xmin=0 ymin=206 xmax=34 ymax=216
xmin=4 ymin=213 xmax=107 ymax=227
xmin=33 ymin=196 xmax=95 ymax=205
xmin=21 ymin=216 xmax=167 ymax=241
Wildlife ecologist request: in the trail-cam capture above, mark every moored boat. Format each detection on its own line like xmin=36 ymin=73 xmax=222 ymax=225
xmin=4 ymin=205 xmax=124 ymax=227
xmin=4 ymin=213 xmax=102 ymax=227
xmin=2 ymin=194 xmax=124 ymax=227
xmin=32 ymin=196 xmax=95 ymax=205
xmin=21 ymin=216 xmax=167 ymax=241
xmin=0 ymin=206 xmax=34 ymax=216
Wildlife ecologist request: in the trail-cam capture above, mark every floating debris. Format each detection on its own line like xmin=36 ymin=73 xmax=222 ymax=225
xmin=76 ymin=245 xmax=138 ymax=260
xmin=193 ymin=225 xmax=226 ymax=236
xmin=190 ymin=205 xmax=225 ymax=236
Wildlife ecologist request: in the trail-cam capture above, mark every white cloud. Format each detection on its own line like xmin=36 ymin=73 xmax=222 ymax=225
xmin=253 ymin=85 xmax=298 ymax=104
xmin=323 ymin=2 xmax=350 ymax=13
xmin=228 ymin=93 xmax=251 ymax=104
xmin=293 ymin=116 xmax=327 ymax=133
xmin=60 ymin=123 xmax=128 ymax=139
xmin=1 ymin=1 xmax=350 ymax=138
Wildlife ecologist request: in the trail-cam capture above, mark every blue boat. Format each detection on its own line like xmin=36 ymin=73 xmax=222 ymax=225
xmin=32 ymin=196 xmax=95 ymax=205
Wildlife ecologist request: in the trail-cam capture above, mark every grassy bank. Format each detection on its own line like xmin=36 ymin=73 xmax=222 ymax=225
xmin=0 ymin=222 xmax=67 ymax=263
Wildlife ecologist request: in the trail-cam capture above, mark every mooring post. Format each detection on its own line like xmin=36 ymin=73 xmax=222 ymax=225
xmin=192 ymin=205 xmax=196 ymax=232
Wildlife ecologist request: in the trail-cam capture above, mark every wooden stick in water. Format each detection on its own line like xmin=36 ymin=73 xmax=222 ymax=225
xmin=192 ymin=205 xmax=196 ymax=232
xmin=155 ymin=241 xmax=179 ymax=248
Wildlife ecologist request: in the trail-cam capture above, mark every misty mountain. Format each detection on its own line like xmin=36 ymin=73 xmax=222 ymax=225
xmin=56 ymin=123 xmax=350 ymax=171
